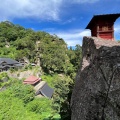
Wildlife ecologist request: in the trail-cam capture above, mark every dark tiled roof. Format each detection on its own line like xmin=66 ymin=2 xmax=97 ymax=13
xmin=0 ymin=58 xmax=23 ymax=69
xmin=40 ymin=83 xmax=54 ymax=98
xmin=0 ymin=58 xmax=19 ymax=64
xmin=0 ymin=65 xmax=4 ymax=69
xmin=86 ymin=13 xmax=120 ymax=29
xmin=14 ymin=63 xmax=23 ymax=67
xmin=0 ymin=61 xmax=7 ymax=64
xmin=34 ymin=81 xmax=54 ymax=99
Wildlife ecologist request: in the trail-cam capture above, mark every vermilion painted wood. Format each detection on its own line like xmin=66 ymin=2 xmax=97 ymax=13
xmin=86 ymin=14 xmax=120 ymax=40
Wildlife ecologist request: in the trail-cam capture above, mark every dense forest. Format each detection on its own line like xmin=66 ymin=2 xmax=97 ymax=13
xmin=0 ymin=21 xmax=82 ymax=120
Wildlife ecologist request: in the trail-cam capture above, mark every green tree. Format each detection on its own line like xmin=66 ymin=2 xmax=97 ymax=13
xmin=9 ymin=81 xmax=35 ymax=104
xmin=53 ymin=76 xmax=73 ymax=120
xmin=67 ymin=44 xmax=82 ymax=72
xmin=38 ymin=34 xmax=69 ymax=73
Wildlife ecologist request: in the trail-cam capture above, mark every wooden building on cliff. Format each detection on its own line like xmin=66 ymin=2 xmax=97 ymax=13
xmin=86 ymin=13 xmax=120 ymax=40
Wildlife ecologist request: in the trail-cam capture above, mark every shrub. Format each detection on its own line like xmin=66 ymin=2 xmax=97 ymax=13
xmin=26 ymin=98 xmax=52 ymax=114
xmin=9 ymin=81 xmax=35 ymax=104
xmin=0 ymin=72 xmax=9 ymax=80
xmin=26 ymin=98 xmax=58 ymax=119
xmin=0 ymin=91 xmax=41 ymax=120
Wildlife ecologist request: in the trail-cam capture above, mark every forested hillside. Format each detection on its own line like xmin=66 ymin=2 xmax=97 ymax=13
xmin=0 ymin=21 xmax=82 ymax=120
xmin=0 ymin=21 xmax=82 ymax=74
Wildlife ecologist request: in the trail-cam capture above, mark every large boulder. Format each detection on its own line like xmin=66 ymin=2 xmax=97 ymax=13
xmin=71 ymin=37 xmax=120 ymax=120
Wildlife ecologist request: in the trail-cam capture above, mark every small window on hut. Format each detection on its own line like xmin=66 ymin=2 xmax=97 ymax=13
xmin=102 ymin=26 xmax=108 ymax=31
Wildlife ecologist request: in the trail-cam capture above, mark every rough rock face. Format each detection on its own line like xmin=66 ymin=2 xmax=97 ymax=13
xmin=71 ymin=36 xmax=120 ymax=120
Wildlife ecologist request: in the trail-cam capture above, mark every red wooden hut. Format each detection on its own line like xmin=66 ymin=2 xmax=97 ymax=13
xmin=86 ymin=13 xmax=120 ymax=40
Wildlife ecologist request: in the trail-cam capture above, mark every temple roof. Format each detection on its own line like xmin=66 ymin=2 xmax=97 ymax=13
xmin=86 ymin=13 xmax=120 ymax=29
xmin=23 ymin=76 xmax=41 ymax=85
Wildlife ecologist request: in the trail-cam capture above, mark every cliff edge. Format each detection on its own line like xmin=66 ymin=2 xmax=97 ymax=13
xmin=71 ymin=36 xmax=120 ymax=120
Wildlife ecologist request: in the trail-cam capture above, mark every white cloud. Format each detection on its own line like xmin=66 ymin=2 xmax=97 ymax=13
xmin=50 ymin=29 xmax=91 ymax=46
xmin=115 ymin=25 xmax=120 ymax=32
xmin=0 ymin=0 xmax=100 ymax=21
xmin=62 ymin=18 xmax=76 ymax=24
xmin=114 ymin=25 xmax=120 ymax=40
xmin=0 ymin=0 xmax=62 ymax=21
xmin=0 ymin=0 xmax=101 ymax=22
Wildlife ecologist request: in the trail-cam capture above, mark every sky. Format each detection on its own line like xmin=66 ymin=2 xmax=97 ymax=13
xmin=0 ymin=0 xmax=120 ymax=46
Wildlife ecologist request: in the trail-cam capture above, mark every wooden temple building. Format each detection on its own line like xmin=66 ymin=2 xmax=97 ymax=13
xmin=86 ymin=13 xmax=120 ymax=40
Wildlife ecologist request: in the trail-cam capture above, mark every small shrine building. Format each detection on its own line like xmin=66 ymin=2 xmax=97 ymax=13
xmin=86 ymin=13 xmax=120 ymax=40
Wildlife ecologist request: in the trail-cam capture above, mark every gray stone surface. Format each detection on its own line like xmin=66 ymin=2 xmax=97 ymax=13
xmin=71 ymin=37 xmax=120 ymax=120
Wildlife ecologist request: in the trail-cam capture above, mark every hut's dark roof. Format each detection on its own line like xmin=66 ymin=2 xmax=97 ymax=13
xmin=86 ymin=13 xmax=120 ymax=29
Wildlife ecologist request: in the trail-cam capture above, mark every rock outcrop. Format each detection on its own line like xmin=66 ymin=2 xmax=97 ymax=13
xmin=71 ymin=36 xmax=120 ymax=120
